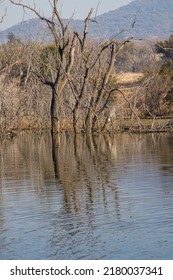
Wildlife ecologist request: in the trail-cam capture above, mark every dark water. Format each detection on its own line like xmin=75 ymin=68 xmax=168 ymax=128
xmin=0 ymin=132 xmax=173 ymax=260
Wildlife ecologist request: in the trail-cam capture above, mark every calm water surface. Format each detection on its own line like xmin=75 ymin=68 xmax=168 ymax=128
xmin=0 ymin=132 xmax=173 ymax=260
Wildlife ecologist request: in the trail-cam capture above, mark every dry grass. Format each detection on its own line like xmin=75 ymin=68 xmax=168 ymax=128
xmin=116 ymin=72 xmax=143 ymax=85
xmin=106 ymin=117 xmax=173 ymax=133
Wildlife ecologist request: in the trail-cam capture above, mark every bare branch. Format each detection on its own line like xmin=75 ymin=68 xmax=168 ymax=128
xmin=93 ymin=0 xmax=101 ymax=22
xmin=81 ymin=9 xmax=93 ymax=51
xmin=0 ymin=7 xmax=6 ymax=23
xmin=52 ymin=0 xmax=65 ymax=34
xmin=9 ymin=0 xmax=54 ymax=25
xmin=116 ymin=88 xmax=144 ymax=127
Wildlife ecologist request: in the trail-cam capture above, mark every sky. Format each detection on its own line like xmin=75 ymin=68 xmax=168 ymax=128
xmin=0 ymin=0 xmax=133 ymax=31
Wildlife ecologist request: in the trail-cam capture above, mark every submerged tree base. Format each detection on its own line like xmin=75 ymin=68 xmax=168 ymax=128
xmin=1 ymin=117 xmax=173 ymax=140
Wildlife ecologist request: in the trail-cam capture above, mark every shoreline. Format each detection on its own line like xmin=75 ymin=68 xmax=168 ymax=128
xmin=1 ymin=118 xmax=173 ymax=140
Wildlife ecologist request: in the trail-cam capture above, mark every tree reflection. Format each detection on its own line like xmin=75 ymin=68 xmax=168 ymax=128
xmin=0 ymin=132 xmax=173 ymax=214
xmin=51 ymin=133 xmax=120 ymax=215
xmin=1 ymin=132 xmax=173 ymax=259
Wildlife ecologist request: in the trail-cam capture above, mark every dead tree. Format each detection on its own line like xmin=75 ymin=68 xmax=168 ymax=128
xmin=10 ymin=0 xmax=130 ymax=134
xmin=0 ymin=1 xmax=6 ymax=24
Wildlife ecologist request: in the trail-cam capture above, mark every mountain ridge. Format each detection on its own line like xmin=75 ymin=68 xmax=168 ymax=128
xmin=0 ymin=0 xmax=173 ymax=42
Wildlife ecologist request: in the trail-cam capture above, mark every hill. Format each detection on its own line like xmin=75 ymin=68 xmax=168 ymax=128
xmin=0 ymin=0 xmax=173 ymax=42
xmin=90 ymin=0 xmax=173 ymax=40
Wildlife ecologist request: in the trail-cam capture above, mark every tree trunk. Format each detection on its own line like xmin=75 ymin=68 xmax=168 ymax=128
xmin=51 ymin=89 xmax=60 ymax=134
xmin=85 ymin=109 xmax=93 ymax=134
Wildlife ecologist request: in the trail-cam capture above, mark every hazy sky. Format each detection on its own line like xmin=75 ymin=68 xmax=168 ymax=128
xmin=0 ymin=0 xmax=133 ymax=30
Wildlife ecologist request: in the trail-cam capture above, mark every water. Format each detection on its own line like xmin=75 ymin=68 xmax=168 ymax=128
xmin=0 ymin=132 xmax=173 ymax=260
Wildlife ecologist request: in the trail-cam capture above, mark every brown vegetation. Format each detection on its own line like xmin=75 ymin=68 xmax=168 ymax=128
xmin=0 ymin=38 xmax=173 ymax=134
xmin=0 ymin=1 xmax=173 ymax=135
xmin=0 ymin=42 xmax=51 ymax=132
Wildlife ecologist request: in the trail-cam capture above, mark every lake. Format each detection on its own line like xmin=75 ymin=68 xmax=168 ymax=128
xmin=0 ymin=132 xmax=173 ymax=260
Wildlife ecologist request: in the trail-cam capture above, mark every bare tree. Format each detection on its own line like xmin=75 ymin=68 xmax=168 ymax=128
xmin=0 ymin=1 xmax=6 ymax=24
xmin=9 ymin=0 xmax=130 ymax=134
